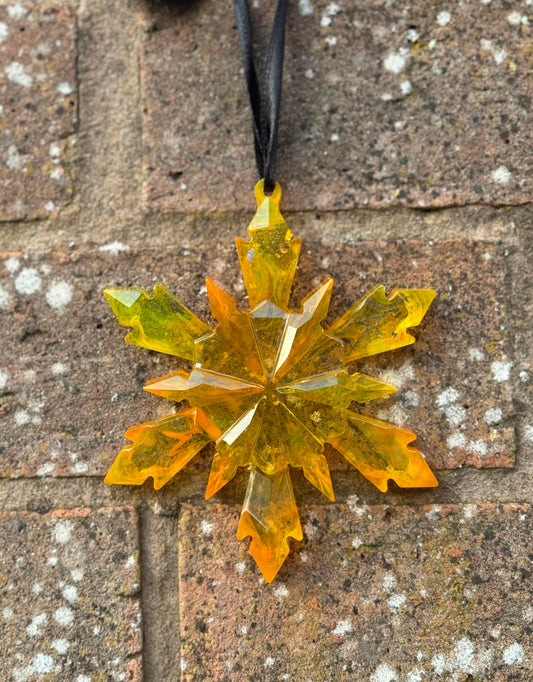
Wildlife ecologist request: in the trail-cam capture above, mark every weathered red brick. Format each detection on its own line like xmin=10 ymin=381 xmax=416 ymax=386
xmin=0 ymin=2 xmax=77 ymax=220
xmin=0 ymin=238 xmax=514 ymax=479
xmin=179 ymin=502 xmax=532 ymax=682
xmin=141 ymin=0 xmax=532 ymax=212
xmin=0 ymin=507 xmax=142 ymax=680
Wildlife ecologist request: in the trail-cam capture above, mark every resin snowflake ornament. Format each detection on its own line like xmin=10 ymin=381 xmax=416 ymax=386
xmin=104 ymin=181 xmax=438 ymax=582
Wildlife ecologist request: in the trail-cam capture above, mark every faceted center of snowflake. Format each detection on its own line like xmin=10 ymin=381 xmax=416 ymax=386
xmin=262 ymin=380 xmax=282 ymax=404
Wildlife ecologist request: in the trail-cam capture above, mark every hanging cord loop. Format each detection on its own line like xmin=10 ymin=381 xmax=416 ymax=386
xmin=232 ymin=0 xmax=288 ymax=194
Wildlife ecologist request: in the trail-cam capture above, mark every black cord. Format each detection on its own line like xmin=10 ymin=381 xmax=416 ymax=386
xmin=232 ymin=0 xmax=288 ymax=194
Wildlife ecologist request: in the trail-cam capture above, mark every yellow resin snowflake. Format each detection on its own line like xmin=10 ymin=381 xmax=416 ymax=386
xmin=104 ymin=181 xmax=438 ymax=582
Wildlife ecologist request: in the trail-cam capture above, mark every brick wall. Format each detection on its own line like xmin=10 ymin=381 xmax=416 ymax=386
xmin=0 ymin=0 xmax=531 ymax=680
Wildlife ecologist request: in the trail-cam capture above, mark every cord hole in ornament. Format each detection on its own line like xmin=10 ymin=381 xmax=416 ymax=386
xmin=254 ymin=179 xmax=282 ymax=207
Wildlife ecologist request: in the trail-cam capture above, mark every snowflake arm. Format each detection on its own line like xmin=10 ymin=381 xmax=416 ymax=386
xmin=195 ymin=279 xmax=266 ymax=382
xmin=104 ymin=284 xmax=211 ymax=360
xmin=328 ymin=284 xmax=435 ymax=362
xmin=277 ymin=370 xmax=397 ymax=406
xmin=145 ymin=369 xmax=263 ymax=406
xmin=237 ymin=465 xmax=303 ymax=584
xmin=236 ymin=181 xmax=301 ymax=309
xmin=328 ymin=412 xmax=438 ymax=492
xmin=104 ymin=409 xmax=214 ymax=490
xmin=272 ymin=279 xmax=333 ymax=381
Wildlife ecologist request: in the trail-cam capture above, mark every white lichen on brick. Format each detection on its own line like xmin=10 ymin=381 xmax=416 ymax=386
xmin=491 ymin=165 xmax=512 ymax=185
xmin=426 ymin=505 xmax=442 ymax=521
xmin=57 ymin=82 xmax=73 ymax=95
xmin=36 ymin=462 xmax=55 ymax=477
xmin=467 ymin=440 xmax=488 ymax=456
xmin=451 ymin=637 xmax=475 ymax=674
xmin=71 ymin=569 xmax=83 ymax=582
xmin=400 ymin=80 xmax=412 ymax=96
xmin=298 ymin=0 xmax=314 ymax=16
xmin=320 ymin=2 xmax=340 ymax=27
xmin=436 ymin=388 xmax=466 ymax=427
xmin=480 ymin=39 xmax=507 ymax=65
xmin=444 ymin=406 xmax=465 ymax=427
xmin=468 ymin=347 xmax=485 ymax=362
xmin=14 ymin=653 xmax=55 ymax=680
xmin=14 ymin=268 xmax=41 ymax=295
xmin=53 ymin=606 xmax=74 ymax=626
xmin=99 ymin=241 xmax=130 ymax=255
xmin=62 ymin=585 xmax=79 ymax=603
xmin=14 ymin=409 xmax=31 ymax=426
xmin=382 ymin=573 xmax=397 ymax=593
xmin=4 ymin=256 xmax=20 ymax=274
xmin=45 ymin=281 xmax=73 ymax=310
xmin=484 ymin=407 xmax=502 ymax=425
xmin=5 ymin=61 xmax=32 ymax=87
xmin=387 ymin=593 xmax=407 ymax=613
xmin=383 ymin=49 xmax=409 ymax=74
xmin=332 ymin=619 xmax=352 ymax=636
xmin=436 ymin=10 xmax=451 ymax=26
xmin=7 ymin=4 xmax=28 ymax=20
xmin=507 ymin=11 xmax=528 ymax=26
xmin=436 ymin=387 xmax=459 ymax=407
xmin=502 ymin=642 xmax=525 ymax=665
xmin=26 ymin=613 xmax=47 ymax=637
xmin=52 ymin=362 xmax=68 ymax=375
xmin=51 ymin=638 xmax=69 ymax=655
xmin=304 ymin=516 xmax=318 ymax=539
xmin=370 ymin=663 xmax=397 ymax=682
xmin=463 ymin=504 xmax=478 ymax=519
xmin=0 ymin=283 xmax=10 ymax=309
xmin=447 ymin=431 xmax=466 ymax=449
xmin=491 ymin=360 xmax=513 ymax=382
xmin=523 ymin=425 xmax=533 ymax=445
xmin=432 ymin=653 xmax=447 ymax=674
xmin=403 ymin=389 xmax=419 ymax=407
xmin=444 ymin=405 xmax=466 ymax=426
xmin=0 ymin=369 xmax=9 ymax=390
xmin=71 ymin=461 xmax=89 ymax=474
xmin=5 ymin=145 xmax=27 ymax=171
xmin=376 ymin=403 xmax=408 ymax=427
xmin=200 ymin=519 xmax=213 ymax=535
xmin=273 ymin=583 xmax=289 ymax=600
xmin=52 ymin=520 xmax=74 ymax=544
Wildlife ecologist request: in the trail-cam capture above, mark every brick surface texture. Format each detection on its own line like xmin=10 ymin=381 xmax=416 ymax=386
xmin=142 ymin=0 xmax=532 ymax=212
xmin=179 ymin=503 xmax=532 ymax=682
xmin=0 ymin=2 xmax=77 ymax=220
xmin=0 ymin=507 xmax=142 ymax=681
xmin=0 ymin=0 xmax=531 ymax=680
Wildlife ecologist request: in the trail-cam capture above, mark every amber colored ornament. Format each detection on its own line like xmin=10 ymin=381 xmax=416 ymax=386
xmin=104 ymin=181 xmax=438 ymax=582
